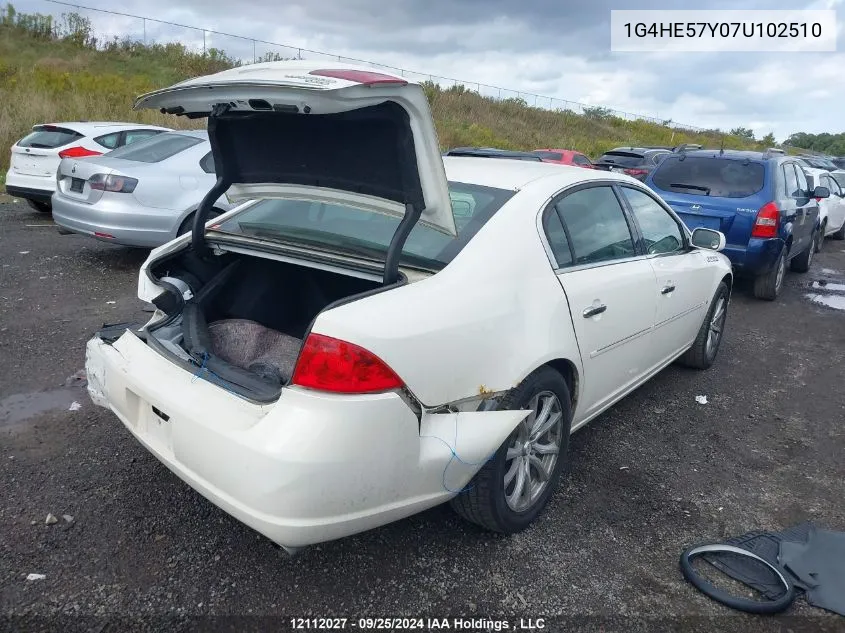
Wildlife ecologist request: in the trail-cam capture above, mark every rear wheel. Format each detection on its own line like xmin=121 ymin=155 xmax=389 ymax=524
xmin=815 ymin=222 xmax=826 ymax=252
xmin=679 ymin=282 xmax=729 ymax=370
xmin=790 ymin=231 xmax=816 ymax=273
xmin=753 ymin=248 xmax=786 ymax=301
xmin=26 ymin=199 xmax=51 ymax=213
xmin=450 ymin=366 xmax=572 ymax=534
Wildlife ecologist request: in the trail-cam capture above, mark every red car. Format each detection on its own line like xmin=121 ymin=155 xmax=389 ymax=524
xmin=533 ymin=148 xmax=595 ymax=169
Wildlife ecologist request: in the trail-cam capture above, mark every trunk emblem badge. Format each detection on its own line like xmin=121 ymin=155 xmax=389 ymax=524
xmin=72 ymin=163 xmax=77 ymax=174
xmin=691 ymin=204 xmax=701 ymax=210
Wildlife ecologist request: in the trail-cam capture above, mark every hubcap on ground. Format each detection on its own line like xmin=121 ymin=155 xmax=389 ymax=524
xmin=706 ymin=297 xmax=726 ymax=358
xmin=504 ymin=391 xmax=564 ymax=512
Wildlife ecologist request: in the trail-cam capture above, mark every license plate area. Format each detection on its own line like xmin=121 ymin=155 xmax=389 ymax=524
xmin=70 ymin=178 xmax=85 ymax=193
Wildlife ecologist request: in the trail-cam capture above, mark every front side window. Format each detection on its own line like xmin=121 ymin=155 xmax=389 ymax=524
xmin=94 ymin=132 xmax=121 ymax=150
xmin=543 ymin=208 xmax=573 ymax=267
xmin=794 ymin=164 xmax=809 ymax=195
xmin=555 ymin=186 xmax=636 ymax=265
xmin=620 ymin=186 xmax=684 ymax=255
xmin=783 ymin=163 xmax=799 ymax=197
xmin=212 ymin=182 xmax=515 ymax=270
xmin=124 ymin=129 xmax=163 ymax=146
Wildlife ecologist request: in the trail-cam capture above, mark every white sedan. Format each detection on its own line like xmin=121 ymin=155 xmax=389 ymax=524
xmin=85 ymin=61 xmax=733 ymax=554
xmin=803 ymin=167 xmax=845 ymax=249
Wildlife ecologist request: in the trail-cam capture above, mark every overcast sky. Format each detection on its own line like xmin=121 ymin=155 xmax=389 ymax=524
xmin=20 ymin=0 xmax=845 ymax=141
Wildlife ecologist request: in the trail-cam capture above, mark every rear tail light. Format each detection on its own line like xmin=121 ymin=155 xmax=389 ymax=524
xmin=751 ymin=202 xmax=780 ymax=238
xmin=309 ymin=69 xmax=408 ymax=86
xmin=624 ymin=168 xmax=649 ymax=179
xmin=291 ymin=333 xmax=404 ymax=394
xmin=58 ymin=146 xmax=102 ymax=159
xmin=88 ymin=173 xmax=138 ymax=193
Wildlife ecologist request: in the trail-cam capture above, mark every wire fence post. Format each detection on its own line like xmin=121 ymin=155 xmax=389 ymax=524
xmin=202 ymin=30 xmax=205 ymax=55
xmin=142 ymin=17 xmax=145 ymax=43
xmin=253 ymin=39 xmax=256 ymax=63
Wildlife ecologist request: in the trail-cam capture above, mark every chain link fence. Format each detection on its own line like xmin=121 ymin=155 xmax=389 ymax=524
xmin=21 ymin=0 xmax=708 ymax=133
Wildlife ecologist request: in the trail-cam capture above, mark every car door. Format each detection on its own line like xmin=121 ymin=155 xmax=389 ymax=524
xmin=542 ymin=184 xmax=658 ymax=419
xmin=617 ymin=185 xmax=711 ymax=366
xmin=822 ymin=174 xmax=845 ymax=235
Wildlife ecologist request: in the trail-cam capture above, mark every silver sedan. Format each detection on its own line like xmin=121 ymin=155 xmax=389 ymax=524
xmin=51 ymin=130 xmax=232 ymax=248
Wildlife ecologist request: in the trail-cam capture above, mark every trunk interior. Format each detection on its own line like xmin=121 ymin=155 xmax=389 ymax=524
xmin=145 ymin=248 xmax=384 ymax=401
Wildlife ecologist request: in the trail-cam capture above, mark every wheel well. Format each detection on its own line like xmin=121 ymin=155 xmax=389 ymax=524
xmin=544 ymin=358 xmax=579 ymax=409
xmin=784 ymin=235 xmax=793 ymax=255
xmin=179 ymin=207 xmax=225 ymax=234
xmin=721 ymin=273 xmax=733 ymax=296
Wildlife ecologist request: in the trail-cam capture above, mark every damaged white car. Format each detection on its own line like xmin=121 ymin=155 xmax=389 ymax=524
xmin=85 ymin=61 xmax=733 ymax=554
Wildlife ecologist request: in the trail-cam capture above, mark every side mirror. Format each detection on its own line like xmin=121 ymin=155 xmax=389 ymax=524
xmin=813 ymin=185 xmax=830 ymax=199
xmin=691 ymin=227 xmax=726 ymax=252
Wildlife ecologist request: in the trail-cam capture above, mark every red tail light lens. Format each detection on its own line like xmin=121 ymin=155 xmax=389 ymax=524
xmin=58 ymin=146 xmax=102 ymax=159
xmin=309 ymin=69 xmax=408 ymax=86
xmin=291 ymin=333 xmax=404 ymax=394
xmin=751 ymin=201 xmax=780 ymax=239
xmin=88 ymin=173 xmax=138 ymax=193
xmin=624 ymin=168 xmax=649 ymax=179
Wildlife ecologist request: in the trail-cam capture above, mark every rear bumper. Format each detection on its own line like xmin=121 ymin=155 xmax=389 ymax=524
xmin=51 ymin=193 xmax=180 ymax=248
xmin=721 ymin=238 xmax=784 ymax=277
xmin=5 ymin=185 xmax=53 ymax=204
xmin=85 ymin=331 xmax=520 ymax=549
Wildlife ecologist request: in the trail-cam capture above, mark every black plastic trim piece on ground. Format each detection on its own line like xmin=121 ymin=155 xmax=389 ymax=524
xmin=680 ymin=543 xmax=797 ymax=614
xmin=4 ymin=185 xmax=52 ymax=204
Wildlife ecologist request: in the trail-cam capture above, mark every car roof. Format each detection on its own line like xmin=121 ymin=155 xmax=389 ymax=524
xmin=40 ymin=121 xmax=171 ymax=135
xmin=443 ymin=156 xmax=632 ymax=190
xmin=445 ymin=147 xmax=542 ymax=161
xmin=667 ymin=149 xmax=780 ymax=162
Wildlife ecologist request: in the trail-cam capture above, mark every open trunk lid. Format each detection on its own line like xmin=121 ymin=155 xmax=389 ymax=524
xmin=132 ymin=61 xmax=456 ymax=238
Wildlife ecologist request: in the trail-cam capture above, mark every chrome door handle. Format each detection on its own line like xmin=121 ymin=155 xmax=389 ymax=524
xmin=661 ymin=284 xmax=676 ymax=294
xmin=583 ymin=304 xmax=607 ymax=318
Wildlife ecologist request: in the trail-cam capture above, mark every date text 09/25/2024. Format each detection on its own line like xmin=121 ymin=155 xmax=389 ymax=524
xmin=290 ymin=618 xmax=547 ymax=631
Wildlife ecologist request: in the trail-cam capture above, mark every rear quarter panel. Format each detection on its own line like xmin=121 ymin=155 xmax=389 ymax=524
xmin=311 ymin=179 xmax=585 ymax=408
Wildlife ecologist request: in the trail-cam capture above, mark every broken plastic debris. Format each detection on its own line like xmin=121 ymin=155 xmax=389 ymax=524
xmin=26 ymin=573 xmax=45 ymax=581
xmin=695 ymin=395 xmax=708 ymax=405
xmin=62 ymin=514 xmax=73 ymax=523
xmin=106 ymin=301 xmax=116 ymax=305
xmin=19 ymin=251 xmax=30 ymax=255
xmin=619 ymin=466 xmax=630 ymax=470
xmin=68 ymin=401 xmax=81 ymax=411
xmin=45 ymin=514 xmax=58 ymax=525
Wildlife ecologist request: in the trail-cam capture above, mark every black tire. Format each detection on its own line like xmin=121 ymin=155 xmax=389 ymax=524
xmin=449 ymin=366 xmax=572 ymax=534
xmin=26 ymin=199 xmax=51 ymax=213
xmin=790 ymin=231 xmax=816 ymax=273
xmin=753 ymin=248 xmax=786 ymax=301
xmin=815 ymin=222 xmax=826 ymax=252
xmin=177 ymin=207 xmax=223 ymax=236
xmin=679 ymin=282 xmax=729 ymax=370
xmin=832 ymin=219 xmax=845 ymax=240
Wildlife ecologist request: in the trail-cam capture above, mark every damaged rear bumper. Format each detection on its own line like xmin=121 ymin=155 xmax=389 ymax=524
xmin=85 ymin=331 xmax=527 ymax=550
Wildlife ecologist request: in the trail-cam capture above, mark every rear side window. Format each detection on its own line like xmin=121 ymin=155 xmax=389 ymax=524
xmin=555 ymin=186 xmax=636 ymax=265
xmin=572 ymin=154 xmax=591 ymax=166
xmin=652 ymin=156 xmax=765 ymax=198
xmin=199 ymin=152 xmax=215 ymax=174
xmin=94 ymin=132 xmax=121 ymax=149
xmin=783 ymin=164 xmax=800 ymax=197
xmin=103 ymin=133 xmax=203 ymax=163
xmin=597 ymin=151 xmax=644 ymax=167
xmin=534 ymin=151 xmax=564 ymax=161
xmin=543 ymin=209 xmax=573 ymax=267
xmin=17 ymin=126 xmax=83 ymax=149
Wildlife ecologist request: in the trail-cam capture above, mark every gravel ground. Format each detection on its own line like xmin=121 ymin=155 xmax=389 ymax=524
xmin=1 ymin=199 xmax=844 ymax=632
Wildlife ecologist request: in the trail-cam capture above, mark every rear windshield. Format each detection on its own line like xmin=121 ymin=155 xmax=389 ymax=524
xmin=103 ymin=133 xmax=203 ymax=163
xmin=534 ymin=151 xmax=564 ymax=161
xmin=211 ymin=182 xmax=515 ymax=270
xmin=596 ymin=151 xmax=644 ymax=167
xmin=651 ymin=155 xmax=766 ymax=198
xmin=17 ymin=126 xmax=83 ymax=149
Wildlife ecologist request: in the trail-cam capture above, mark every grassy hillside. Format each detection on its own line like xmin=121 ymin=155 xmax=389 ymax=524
xmin=1 ymin=4 xmax=780 ymax=180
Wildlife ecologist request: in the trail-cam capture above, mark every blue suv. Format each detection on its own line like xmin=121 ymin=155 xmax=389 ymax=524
xmin=645 ymin=149 xmax=829 ymax=300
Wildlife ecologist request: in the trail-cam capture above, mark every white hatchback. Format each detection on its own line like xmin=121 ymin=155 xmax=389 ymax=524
xmin=5 ymin=121 xmax=170 ymax=212
xmin=85 ymin=61 xmax=733 ymax=554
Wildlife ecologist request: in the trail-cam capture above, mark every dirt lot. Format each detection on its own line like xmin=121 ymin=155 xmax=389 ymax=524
xmin=1 ymin=199 xmax=844 ymax=632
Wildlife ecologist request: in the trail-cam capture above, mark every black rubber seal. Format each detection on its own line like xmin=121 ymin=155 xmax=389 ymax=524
xmin=680 ymin=543 xmax=796 ymax=614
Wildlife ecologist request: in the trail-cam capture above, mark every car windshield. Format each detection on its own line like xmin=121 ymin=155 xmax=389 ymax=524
xmin=104 ymin=132 xmax=204 ymax=163
xmin=651 ymin=155 xmax=765 ymax=198
xmin=211 ymin=182 xmax=515 ymax=270
xmin=596 ymin=151 xmax=644 ymax=167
